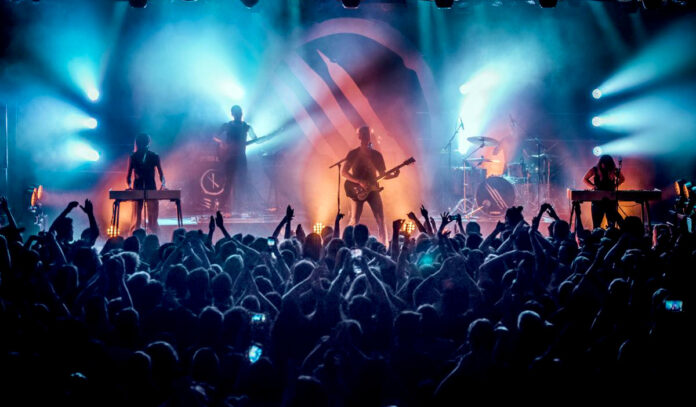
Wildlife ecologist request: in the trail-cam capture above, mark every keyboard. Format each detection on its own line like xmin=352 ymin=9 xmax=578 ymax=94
xmin=568 ymin=189 xmax=662 ymax=202
xmin=109 ymin=190 xmax=181 ymax=201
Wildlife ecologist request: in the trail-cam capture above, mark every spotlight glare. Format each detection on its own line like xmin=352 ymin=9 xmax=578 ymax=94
xmin=68 ymin=141 xmax=100 ymax=162
xmin=87 ymin=88 xmax=100 ymax=102
xmin=592 ymin=116 xmax=603 ymax=127
xmin=593 ymin=146 xmax=603 ymax=157
xmin=592 ymin=89 xmax=602 ymax=99
xmin=85 ymin=117 xmax=98 ymax=129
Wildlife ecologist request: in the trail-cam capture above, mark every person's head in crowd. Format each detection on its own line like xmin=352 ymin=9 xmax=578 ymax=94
xmin=320 ymin=226 xmax=333 ymax=244
xmin=465 ymin=233 xmax=483 ymax=250
xmin=132 ymin=228 xmax=146 ymax=244
xmin=353 ymin=224 xmax=369 ymax=248
xmin=505 ymin=206 xmax=524 ymax=228
xmin=171 ymin=228 xmax=186 ymax=245
xmin=292 ymin=260 xmax=314 ymax=284
xmin=303 ymin=233 xmax=323 ymax=262
xmin=465 ymin=221 xmax=481 ymax=236
xmin=120 ymin=251 xmax=140 ymax=275
xmin=166 ymin=264 xmax=189 ymax=298
xmin=124 ymin=235 xmax=140 ymax=253
xmin=53 ymin=216 xmax=74 ymax=243
xmin=468 ymin=318 xmax=495 ymax=354
xmin=342 ymin=225 xmax=355 ymax=248
xmin=223 ymin=254 xmax=245 ymax=280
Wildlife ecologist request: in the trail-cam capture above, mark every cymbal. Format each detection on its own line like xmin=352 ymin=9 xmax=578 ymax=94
xmin=467 ymin=136 xmax=499 ymax=146
xmin=466 ymin=157 xmax=500 ymax=164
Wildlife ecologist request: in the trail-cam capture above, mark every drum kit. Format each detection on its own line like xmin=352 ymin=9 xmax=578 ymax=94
xmin=451 ymin=136 xmax=553 ymax=219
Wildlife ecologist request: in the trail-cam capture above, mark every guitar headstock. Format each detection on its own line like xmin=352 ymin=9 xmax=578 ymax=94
xmin=402 ymin=157 xmax=416 ymax=166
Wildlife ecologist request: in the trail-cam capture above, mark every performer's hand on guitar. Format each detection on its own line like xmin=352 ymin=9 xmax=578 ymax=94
xmin=384 ymin=168 xmax=400 ymax=180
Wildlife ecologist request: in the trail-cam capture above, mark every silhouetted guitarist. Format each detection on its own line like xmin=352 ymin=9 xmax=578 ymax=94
xmin=342 ymin=126 xmax=399 ymax=243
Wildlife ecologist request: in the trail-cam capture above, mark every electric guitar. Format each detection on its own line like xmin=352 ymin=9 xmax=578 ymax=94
xmin=344 ymin=157 xmax=416 ymax=202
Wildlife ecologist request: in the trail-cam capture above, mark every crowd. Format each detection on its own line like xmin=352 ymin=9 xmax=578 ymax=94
xmin=0 ymin=195 xmax=693 ymax=406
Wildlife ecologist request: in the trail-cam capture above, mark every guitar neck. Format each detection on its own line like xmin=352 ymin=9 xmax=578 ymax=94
xmin=376 ymin=161 xmax=411 ymax=182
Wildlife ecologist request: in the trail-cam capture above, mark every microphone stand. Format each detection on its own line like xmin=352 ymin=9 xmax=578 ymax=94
xmin=329 ymin=157 xmax=349 ymax=213
xmin=442 ymin=118 xmax=464 ymax=208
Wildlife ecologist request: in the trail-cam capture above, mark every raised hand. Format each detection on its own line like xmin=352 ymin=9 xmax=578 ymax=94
xmin=420 ymin=205 xmax=429 ymax=219
xmin=285 ymin=205 xmax=295 ymax=221
xmin=392 ymin=219 xmax=405 ymax=232
xmin=336 ymin=211 xmax=345 ymax=223
xmin=440 ymin=212 xmax=452 ymax=226
xmin=67 ymin=201 xmax=79 ymax=211
xmin=209 ymin=215 xmax=216 ymax=233
xmin=494 ymin=221 xmax=506 ymax=234
xmin=215 ymin=211 xmax=225 ymax=229
xmin=407 ymin=211 xmax=418 ymax=222
xmin=79 ymin=199 xmax=94 ymax=214
xmin=296 ymin=224 xmax=305 ymax=240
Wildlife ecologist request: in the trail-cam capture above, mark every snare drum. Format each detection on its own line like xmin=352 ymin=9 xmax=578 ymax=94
xmin=476 ymin=176 xmax=515 ymax=216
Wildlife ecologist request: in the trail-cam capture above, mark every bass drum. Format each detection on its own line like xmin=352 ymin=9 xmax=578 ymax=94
xmin=476 ymin=176 xmax=515 ymax=216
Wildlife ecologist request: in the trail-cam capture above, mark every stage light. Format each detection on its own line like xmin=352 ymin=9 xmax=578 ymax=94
xmin=86 ymin=88 xmax=100 ymax=102
xmin=129 ymin=0 xmax=147 ymax=8
xmin=592 ymin=116 xmax=603 ymax=127
xmin=313 ymin=222 xmax=324 ymax=234
xmin=593 ymin=146 xmax=603 ymax=157
xmin=592 ymin=89 xmax=602 ymax=99
xmin=84 ymin=117 xmax=98 ymax=129
xmin=67 ymin=140 xmax=100 ymax=162
xmin=539 ymin=0 xmax=558 ymax=7
xmin=641 ymin=0 xmax=663 ymax=9
xmin=435 ymin=0 xmax=455 ymax=8
xmin=341 ymin=0 xmax=360 ymax=8
xmin=401 ymin=220 xmax=416 ymax=235
xmin=241 ymin=0 xmax=259 ymax=7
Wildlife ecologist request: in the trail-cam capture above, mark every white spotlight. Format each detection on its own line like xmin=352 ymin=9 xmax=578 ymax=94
xmin=592 ymin=116 xmax=603 ymax=127
xmin=87 ymin=88 xmax=100 ymax=102
xmin=593 ymin=146 xmax=603 ymax=157
xmin=592 ymin=89 xmax=602 ymax=99
xmin=85 ymin=117 xmax=98 ymax=129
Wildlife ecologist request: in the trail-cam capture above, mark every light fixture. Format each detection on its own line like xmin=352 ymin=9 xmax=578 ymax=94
xmin=592 ymin=116 xmax=603 ymax=127
xmin=593 ymin=146 xmax=603 ymax=157
xmin=539 ymin=0 xmax=558 ymax=7
xmin=435 ymin=0 xmax=454 ymax=8
xmin=313 ymin=222 xmax=324 ymax=234
xmin=341 ymin=0 xmax=360 ymax=8
xmin=592 ymin=89 xmax=602 ymax=100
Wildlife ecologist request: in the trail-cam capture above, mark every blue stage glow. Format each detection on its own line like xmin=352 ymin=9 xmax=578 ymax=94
xmin=597 ymin=16 xmax=696 ymax=97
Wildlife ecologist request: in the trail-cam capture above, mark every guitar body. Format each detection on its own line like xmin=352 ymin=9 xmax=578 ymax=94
xmin=344 ymin=156 xmax=416 ymax=202
xmin=344 ymin=180 xmax=384 ymax=202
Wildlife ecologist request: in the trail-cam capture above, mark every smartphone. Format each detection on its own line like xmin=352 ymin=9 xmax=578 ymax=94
xmin=665 ymin=300 xmax=683 ymax=312
xmin=267 ymin=237 xmax=276 ymax=247
xmin=351 ymin=248 xmax=362 ymax=258
xmin=247 ymin=344 xmax=263 ymax=364
xmin=251 ymin=313 xmax=267 ymax=323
